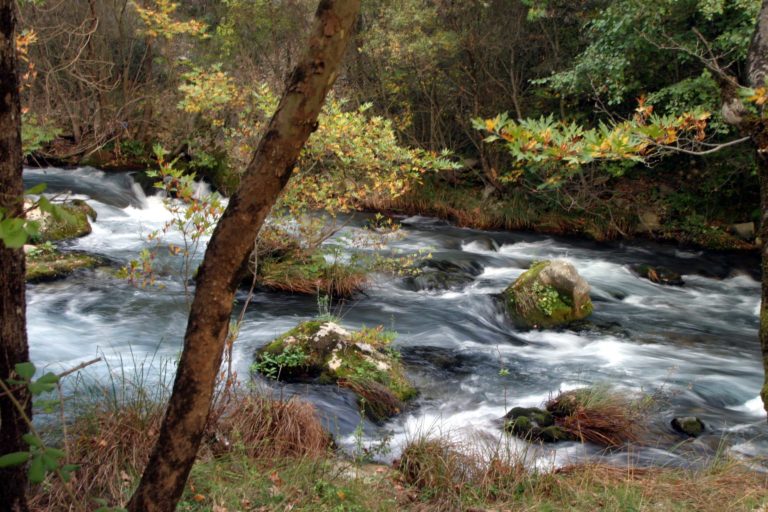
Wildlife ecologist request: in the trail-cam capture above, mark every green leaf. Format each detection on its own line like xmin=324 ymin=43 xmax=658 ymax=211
xmin=0 ymin=219 xmax=29 ymax=249
xmin=23 ymin=220 xmax=40 ymax=237
xmin=15 ymin=362 xmax=36 ymax=380
xmin=28 ymin=455 xmax=45 ymax=484
xmin=0 ymin=451 xmax=31 ymax=468
xmin=36 ymin=372 xmax=59 ymax=385
xmin=37 ymin=399 xmax=60 ymax=414
xmin=29 ymin=380 xmax=56 ymax=396
xmin=22 ymin=433 xmax=42 ymax=448
xmin=24 ymin=183 xmax=47 ymax=195
xmin=44 ymin=447 xmax=65 ymax=459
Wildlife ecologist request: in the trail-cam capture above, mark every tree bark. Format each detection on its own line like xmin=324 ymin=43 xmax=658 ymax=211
xmin=126 ymin=1 xmax=360 ymax=510
xmin=0 ymin=1 xmax=31 ymax=511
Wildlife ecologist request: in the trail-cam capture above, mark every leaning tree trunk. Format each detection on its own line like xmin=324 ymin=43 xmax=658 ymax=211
xmin=126 ymin=1 xmax=361 ymax=510
xmin=0 ymin=1 xmax=31 ymax=511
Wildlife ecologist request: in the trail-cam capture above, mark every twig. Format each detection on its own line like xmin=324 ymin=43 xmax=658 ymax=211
xmin=57 ymin=357 xmax=101 ymax=379
xmin=651 ymin=135 xmax=751 ymax=156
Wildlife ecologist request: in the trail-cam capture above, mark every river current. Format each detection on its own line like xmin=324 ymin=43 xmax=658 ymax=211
xmin=23 ymin=167 xmax=768 ymax=468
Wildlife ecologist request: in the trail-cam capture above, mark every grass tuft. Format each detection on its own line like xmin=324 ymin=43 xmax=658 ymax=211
xmin=545 ymin=386 xmax=643 ymax=447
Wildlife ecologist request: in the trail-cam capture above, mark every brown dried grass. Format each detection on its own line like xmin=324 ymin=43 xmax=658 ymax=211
xmin=396 ymin=434 xmax=527 ymax=511
xmin=549 ymin=461 xmax=768 ymax=512
xmin=214 ymin=392 xmax=331 ymax=460
xmin=29 ymin=391 xmax=330 ymax=511
xmin=546 ymin=387 xmax=643 ymax=447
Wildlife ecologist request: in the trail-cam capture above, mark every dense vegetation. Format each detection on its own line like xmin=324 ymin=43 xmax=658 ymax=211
xmin=16 ymin=0 xmax=765 ymax=248
xmin=3 ymin=1 xmax=768 ymax=511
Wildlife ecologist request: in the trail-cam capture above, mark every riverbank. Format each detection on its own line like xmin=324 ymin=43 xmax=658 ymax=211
xmin=359 ymin=176 xmax=757 ymax=252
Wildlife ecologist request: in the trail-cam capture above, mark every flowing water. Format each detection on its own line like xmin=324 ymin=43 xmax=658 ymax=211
xmin=23 ymin=167 xmax=768 ymax=468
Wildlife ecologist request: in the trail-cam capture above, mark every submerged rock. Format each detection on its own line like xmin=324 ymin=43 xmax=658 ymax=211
xmin=27 ymin=199 xmax=96 ymax=242
xmin=503 ymin=260 xmax=593 ymax=329
xmin=634 ymin=264 xmax=684 ymax=286
xmin=404 ymin=257 xmax=483 ymax=292
xmin=464 ymin=236 xmax=500 ymax=252
xmin=26 ymin=247 xmax=103 ymax=282
xmin=253 ymin=321 xmax=416 ymax=423
xmin=671 ymin=416 xmax=705 ymax=437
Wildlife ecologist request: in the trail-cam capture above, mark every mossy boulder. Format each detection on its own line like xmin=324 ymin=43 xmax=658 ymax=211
xmin=671 ymin=416 xmax=705 ymax=437
xmin=503 ymin=260 xmax=593 ymax=329
xmin=253 ymin=321 xmax=416 ymax=423
xmin=504 ymin=406 xmax=574 ymax=443
xmin=27 ymin=199 xmax=96 ymax=242
xmin=26 ymin=246 xmax=103 ymax=282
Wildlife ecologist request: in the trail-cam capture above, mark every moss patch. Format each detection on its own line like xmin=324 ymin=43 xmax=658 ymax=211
xmin=26 ymin=248 xmax=103 ymax=282
xmin=253 ymin=321 xmax=416 ymax=423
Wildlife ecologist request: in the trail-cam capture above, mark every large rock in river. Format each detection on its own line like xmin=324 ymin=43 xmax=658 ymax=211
xmin=253 ymin=321 xmax=417 ymax=423
xmin=503 ymin=260 xmax=593 ymax=329
xmin=27 ymin=199 xmax=96 ymax=242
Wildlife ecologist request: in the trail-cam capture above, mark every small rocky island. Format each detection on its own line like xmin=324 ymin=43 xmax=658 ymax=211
xmin=253 ymin=321 xmax=417 ymax=423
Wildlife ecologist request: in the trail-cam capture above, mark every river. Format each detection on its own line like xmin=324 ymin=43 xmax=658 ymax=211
xmin=23 ymin=166 xmax=768 ymax=469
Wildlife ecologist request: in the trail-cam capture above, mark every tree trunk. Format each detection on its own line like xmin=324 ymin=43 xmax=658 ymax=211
xmin=0 ymin=1 xmax=31 ymax=511
xmin=126 ymin=1 xmax=361 ymax=510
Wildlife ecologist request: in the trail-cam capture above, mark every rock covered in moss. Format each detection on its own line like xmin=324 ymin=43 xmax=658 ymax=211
xmin=671 ymin=416 xmax=705 ymax=437
xmin=504 ymin=406 xmax=574 ymax=443
xmin=27 ymin=199 xmax=96 ymax=242
xmin=503 ymin=260 xmax=593 ymax=329
xmin=253 ymin=321 xmax=416 ymax=423
xmin=26 ymin=246 xmax=103 ymax=282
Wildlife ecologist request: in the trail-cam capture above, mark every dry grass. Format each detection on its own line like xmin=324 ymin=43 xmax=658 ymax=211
xmin=254 ymin=226 xmax=368 ymax=298
xmin=30 ymin=389 xmax=331 ymax=511
xmin=213 ymin=392 xmax=331 ymax=460
xmin=395 ymin=433 xmax=530 ymax=511
xmin=29 ymin=398 xmax=164 ymax=510
xmin=547 ymin=460 xmax=768 ymax=512
xmin=546 ymin=387 xmax=644 ymax=447
xmin=395 ymin=432 xmax=768 ymax=512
